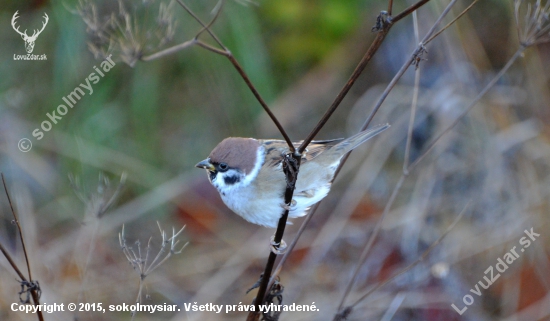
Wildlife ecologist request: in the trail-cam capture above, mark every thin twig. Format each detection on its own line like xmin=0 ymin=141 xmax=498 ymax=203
xmin=392 ymin=0 xmax=431 ymax=23
xmin=336 ymin=7 xmax=525 ymax=318
xmin=362 ymin=0 xmax=459 ymax=131
xmin=194 ymin=0 xmax=225 ymax=40
xmin=142 ymin=0 xmax=297 ymax=149
xmin=0 ymin=242 xmax=26 ymax=280
xmin=424 ymin=0 xmax=481 ymax=45
xmin=225 ymin=53 xmax=295 ymax=151
xmin=335 ymin=175 xmax=406 ymax=313
xmin=403 ymin=12 xmax=422 ymax=174
xmin=1 ymin=174 xmax=33 ymax=281
xmin=1 ymin=173 xmax=43 ymax=321
xmin=173 ymin=5 xmax=311 ymax=312
xmin=141 ymin=0 xmax=227 ymax=62
xmin=120 ymin=223 xmax=187 ymax=321
xmin=173 ymin=2 xmax=295 ymax=150
xmin=262 ymin=0 xmax=439 ymax=306
xmin=333 ymin=42 xmax=522 ymax=312
xmin=268 ymin=202 xmax=319 ymax=290
xmin=175 ymin=0 xmax=225 ymax=49
xmin=141 ymin=0 xmax=225 ymax=61
xmin=297 ymin=0 xmax=435 ymax=154
xmin=194 ymin=40 xmax=227 ymax=55
xmin=254 ymin=0 xmax=440 ymax=320
xmin=141 ymin=39 xmax=197 ymax=61
xmin=387 ymin=0 xmax=394 ymax=16
xmin=409 ymin=47 xmax=525 ymax=171
xmin=259 ymin=0 xmax=466 ymax=314
xmin=297 ymin=27 xmax=392 ymax=154
xmin=380 ymin=292 xmax=406 ymax=321
xmin=248 ymin=154 xmax=301 ymax=320
xmin=347 ymin=201 xmax=469 ymax=309
xmin=336 ymin=1 xmax=463 ymax=313
xmin=333 ymin=204 xmax=468 ymax=321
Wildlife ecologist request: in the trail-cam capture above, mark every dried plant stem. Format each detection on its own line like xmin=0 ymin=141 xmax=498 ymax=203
xmin=269 ymin=202 xmax=319 ymax=289
xmin=266 ymin=0 xmax=459 ymax=312
xmin=334 ymin=2 xmax=461 ymax=310
xmin=0 ymin=242 xmax=26 ymax=281
xmin=252 ymin=1 xmax=438 ymax=313
xmin=297 ymin=28 xmax=392 ymax=153
xmin=409 ymin=46 xmax=525 ymax=170
xmin=337 ymin=11 xmax=424 ymax=308
xmin=141 ymin=0 xmax=225 ymax=61
xmin=337 ymin=175 xmax=406 ymax=312
xmin=424 ymin=0 xmax=480 ymax=45
xmin=120 ymin=224 xmax=187 ymax=320
xmin=1 ymin=174 xmax=33 ymax=282
xmin=351 ymin=202 xmax=469 ymax=305
xmin=380 ymin=292 xmax=406 ymax=321
xmin=196 ymin=40 xmax=295 ymax=152
xmin=1 ymin=173 xmax=43 ymax=321
xmin=333 ymin=202 xmax=469 ymax=320
xmin=75 ymin=220 xmax=100 ymax=314
xmin=387 ymin=0 xmax=394 ymax=15
xmin=246 ymin=154 xmax=301 ymax=321
xmin=362 ymin=0 xmax=459 ymax=130
xmin=175 ymin=0 xmax=225 ymax=48
xmin=141 ymin=39 xmax=197 ymax=61
xmin=403 ymin=12 xmax=422 ymax=174
xmin=265 ymin=0 xmax=480 ymax=315
xmin=298 ymin=0 xmax=434 ymax=154
xmin=335 ymin=32 xmax=524 ymax=321
xmin=334 ymin=46 xmax=522 ymax=313
xmin=148 ymin=0 xmax=296 ymax=150
xmin=391 ymin=0 xmax=432 ymax=23
xmin=131 ymin=278 xmax=145 ymax=321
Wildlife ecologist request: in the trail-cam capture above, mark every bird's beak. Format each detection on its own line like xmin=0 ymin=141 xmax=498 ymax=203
xmin=195 ymin=158 xmax=215 ymax=171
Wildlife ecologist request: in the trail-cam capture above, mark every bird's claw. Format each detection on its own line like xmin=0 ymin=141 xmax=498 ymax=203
xmin=270 ymin=235 xmax=287 ymax=255
xmin=280 ymin=199 xmax=297 ymax=211
xmin=296 ymin=189 xmax=315 ymax=198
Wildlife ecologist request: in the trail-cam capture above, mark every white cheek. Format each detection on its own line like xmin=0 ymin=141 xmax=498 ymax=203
xmin=211 ymin=145 xmax=265 ymax=193
xmin=212 ymin=170 xmax=239 ymax=192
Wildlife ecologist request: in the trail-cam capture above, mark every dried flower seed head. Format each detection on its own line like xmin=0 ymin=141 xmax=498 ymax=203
xmin=74 ymin=0 xmax=177 ymax=66
xmin=69 ymin=172 xmax=126 ymax=218
xmin=515 ymin=0 xmax=550 ymax=46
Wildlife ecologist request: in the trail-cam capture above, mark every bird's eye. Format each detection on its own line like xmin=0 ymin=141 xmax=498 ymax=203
xmin=218 ymin=163 xmax=229 ymax=172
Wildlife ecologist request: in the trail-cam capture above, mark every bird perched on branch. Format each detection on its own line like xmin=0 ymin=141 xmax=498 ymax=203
xmin=196 ymin=124 xmax=389 ymax=228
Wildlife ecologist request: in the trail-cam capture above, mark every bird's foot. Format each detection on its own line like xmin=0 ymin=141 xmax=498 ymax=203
xmin=295 ymin=189 xmax=315 ymax=198
xmin=246 ymin=273 xmax=263 ymax=294
xmin=270 ymin=235 xmax=287 ymax=255
xmin=280 ymin=199 xmax=297 ymax=211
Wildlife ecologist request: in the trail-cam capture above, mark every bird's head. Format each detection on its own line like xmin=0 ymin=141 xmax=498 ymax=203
xmin=196 ymin=137 xmax=264 ymax=194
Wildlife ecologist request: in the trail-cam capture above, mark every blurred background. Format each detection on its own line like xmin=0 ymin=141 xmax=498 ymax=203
xmin=1 ymin=0 xmax=549 ymax=320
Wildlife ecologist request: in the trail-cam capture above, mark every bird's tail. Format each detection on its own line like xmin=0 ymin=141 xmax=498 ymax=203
xmin=336 ymin=123 xmax=390 ymax=153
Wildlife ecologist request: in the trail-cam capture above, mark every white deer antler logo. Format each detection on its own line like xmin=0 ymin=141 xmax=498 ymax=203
xmin=11 ymin=11 xmax=49 ymax=54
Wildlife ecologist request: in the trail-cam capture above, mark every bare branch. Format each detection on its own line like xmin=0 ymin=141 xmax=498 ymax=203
xmin=1 ymin=173 xmax=43 ymax=321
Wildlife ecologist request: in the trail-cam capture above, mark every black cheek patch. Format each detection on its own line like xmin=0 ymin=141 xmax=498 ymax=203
xmin=209 ymin=171 xmax=217 ymax=182
xmin=224 ymin=175 xmax=240 ymax=185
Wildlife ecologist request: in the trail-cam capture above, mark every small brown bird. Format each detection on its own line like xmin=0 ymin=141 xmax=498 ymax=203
xmin=196 ymin=124 xmax=389 ymax=228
